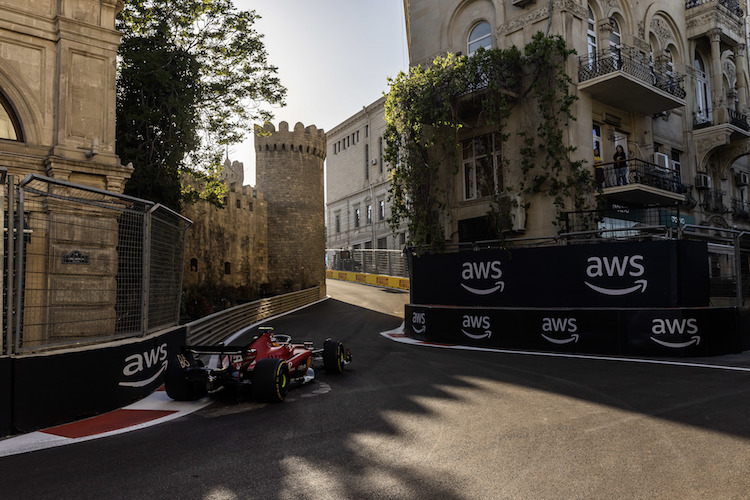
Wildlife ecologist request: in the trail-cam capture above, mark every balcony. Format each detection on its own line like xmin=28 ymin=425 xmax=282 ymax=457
xmin=700 ymin=188 xmax=727 ymax=213
xmin=731 ymin=198 xmax=750 ymax=219
xmin=685 ymin=0 xmax=744 ymax=44
xmin=598 ymin=158 xmax=687 ymax=205
xmin=578 ymin=46 xmax=686 ymax=115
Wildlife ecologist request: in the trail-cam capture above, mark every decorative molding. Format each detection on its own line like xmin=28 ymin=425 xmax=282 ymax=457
xmin=498 ymin=0 xmax=586 ymax=36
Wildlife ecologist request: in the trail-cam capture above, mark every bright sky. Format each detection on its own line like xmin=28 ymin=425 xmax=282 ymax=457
xmin=232 ymin=0 xmax=409 ymax=185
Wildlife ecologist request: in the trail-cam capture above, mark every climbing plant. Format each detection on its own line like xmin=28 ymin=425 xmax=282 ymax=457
xmin=384 ymin=32 xmax=593 ymax=248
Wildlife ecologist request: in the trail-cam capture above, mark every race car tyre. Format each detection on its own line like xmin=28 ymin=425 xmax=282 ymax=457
xmin=323 ymin=339 xmax=345 ymax=374
xmin=253 ymin=358 xmax=289 ymax=403
xmin=165 ymin=353 xmax=208 ymax=401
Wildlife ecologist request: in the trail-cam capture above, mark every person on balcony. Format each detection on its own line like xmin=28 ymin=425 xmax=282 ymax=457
xmin=593 ymin=148 xmax=604 ymax=190
xmin=613 ymin=144 xmax=627 ymax=185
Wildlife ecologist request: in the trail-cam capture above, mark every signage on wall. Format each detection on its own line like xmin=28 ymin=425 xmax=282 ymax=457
xmin=62 ymin=250 xmax=89 ymax=265
xmin=410 ymin=240 xmax=709 ymax=308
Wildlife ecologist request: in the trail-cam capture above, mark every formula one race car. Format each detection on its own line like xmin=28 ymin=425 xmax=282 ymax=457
xmin=165 ymin=327 xmax=352 ymax=402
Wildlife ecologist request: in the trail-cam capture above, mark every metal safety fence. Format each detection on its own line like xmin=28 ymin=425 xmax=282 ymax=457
xmin=326 ymin=248 xmax=409 ymax=278
xmin=2 ymin=172 xmax=191 ymax=355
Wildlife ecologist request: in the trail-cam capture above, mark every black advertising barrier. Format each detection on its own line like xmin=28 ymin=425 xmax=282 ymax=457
xmin=0 ymin=357 xmax=11 ymax=437
xmin=410 ymin=240 xmax=709 ymax=308
xmin=406 ymin=304 xmax=744 ymax=357
xmin=12 ymin=327 xmax=186 ymax=433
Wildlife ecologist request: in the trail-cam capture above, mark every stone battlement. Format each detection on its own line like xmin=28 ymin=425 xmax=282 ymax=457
xmin=254 ymin=121 xmax=326 ymax=159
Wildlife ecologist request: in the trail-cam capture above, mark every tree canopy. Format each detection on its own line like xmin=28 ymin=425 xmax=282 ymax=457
xmin=116 ymin=0 xmax=286 ymax=210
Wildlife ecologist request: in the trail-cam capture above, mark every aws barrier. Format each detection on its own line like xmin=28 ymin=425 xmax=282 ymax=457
xmin=405 ymin=304 xmax=750 ymax=357
xmin=405 ymin=239 xmax=750 ymax=357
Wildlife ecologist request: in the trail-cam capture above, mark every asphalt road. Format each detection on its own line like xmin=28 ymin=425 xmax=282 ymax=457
xmin=2 ymin=280 xmax=750 ymax=499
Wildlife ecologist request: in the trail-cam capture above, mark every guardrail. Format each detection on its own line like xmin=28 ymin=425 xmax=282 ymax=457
xmin=185 ymin=287 xmax=323 ymax=345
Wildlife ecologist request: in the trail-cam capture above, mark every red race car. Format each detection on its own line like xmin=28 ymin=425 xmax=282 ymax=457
xmin=165 ymin=327 xmax=351 ymax=402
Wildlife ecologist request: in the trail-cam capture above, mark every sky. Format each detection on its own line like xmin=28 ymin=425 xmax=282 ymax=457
xmin=232 ymin=0 xmax=409 ymax=185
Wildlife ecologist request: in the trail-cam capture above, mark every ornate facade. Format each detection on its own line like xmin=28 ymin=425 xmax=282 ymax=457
xmin=402 ymin=0 xmax=750 ymax=240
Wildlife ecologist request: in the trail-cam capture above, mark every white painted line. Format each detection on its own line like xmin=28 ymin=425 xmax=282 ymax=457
xmin=0 ymin=391 xmax=211 ymax=457
xmin=381 ymin=323 xmax=750 ymax=373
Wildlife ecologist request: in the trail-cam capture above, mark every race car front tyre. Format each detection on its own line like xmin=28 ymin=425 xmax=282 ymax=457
xmin=165 ymin=353 xmax=208 ymax=401
xmin=253 ymin=358 xmax=290 ymax=403
xmin=323 ymin=340 xmax=345 ymax=374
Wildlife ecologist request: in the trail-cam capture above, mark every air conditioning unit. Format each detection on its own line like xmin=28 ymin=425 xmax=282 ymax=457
xmin=736 ymin=171 xmax=749 ymax=186
xmin=695 ymin=173 xmax=712 ymax=190
xmin=653 ymin=152 xmax=669 ymax=170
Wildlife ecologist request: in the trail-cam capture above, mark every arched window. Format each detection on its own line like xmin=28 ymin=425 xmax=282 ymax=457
xmin=609 ymin=18 xmax=622 ymax=69
xmin=468 ymin=22 xmax=491 ymax=56
xmin=587 ymin=7 xmax=597 ymax=62
xmin=694 ymin=54 xmax=711 ymax=123
xmin=0 ymin=92 xmax=21 ymax=141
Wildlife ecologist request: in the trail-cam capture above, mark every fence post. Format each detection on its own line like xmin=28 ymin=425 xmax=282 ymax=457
xmin=14 ymin=182 xmax=24 ymax=351
xmin=4 ymin=176 xmax=12 ymax=355
xmin=141 ymin=206 xmax=154 ymax=334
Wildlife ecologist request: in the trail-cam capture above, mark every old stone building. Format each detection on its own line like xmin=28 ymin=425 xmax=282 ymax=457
xmin=181 ymin=159 xmax=269 ymax=295
xmin=326 ymin=96 xmax=409 ymax=252
xmin=402 ymin=0 xmax=750 ymax=242
xmin=182 ymin=121 xmax=327 ymax=307
xmin=0 ymin=0 xmax=135 ymax=343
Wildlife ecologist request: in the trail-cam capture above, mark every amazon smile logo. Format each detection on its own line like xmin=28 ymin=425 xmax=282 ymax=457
xmin=461 ymin=260 xmax=505 ymax=296
xmin=584 ymin=255 xmax=648 ymax=296
xmin=461 ymin=315 xmax=492 ymax=340
xmin=541 ymin=317 xmax=579 ymax=345
xmin=411 ymin=311 xmax=426 ymax=334
xmin=650 ymin=318 xmax=701 ymax=348
xmin=120 ymin=343 xmax=169 ymax=388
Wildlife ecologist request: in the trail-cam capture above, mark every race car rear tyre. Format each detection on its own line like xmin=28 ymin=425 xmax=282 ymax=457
xmin=323 ymin=340 xmax=345 ymax=374
xmin=165 ymin=353 xmax=208 ymax=401
xmin=253 ymin=358 xmax=289 ymax=403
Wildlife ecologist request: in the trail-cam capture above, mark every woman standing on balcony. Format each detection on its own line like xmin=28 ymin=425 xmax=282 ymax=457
xmin=613 ymin=144 xmax=627 ymax=185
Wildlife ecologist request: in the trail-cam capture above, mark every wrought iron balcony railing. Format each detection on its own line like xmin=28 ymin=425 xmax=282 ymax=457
xmin=731 ymin=198 xmax=750 ymax=218
xmin=578 ymin=46 xmax=687 ymax=100
xmin=686 ymin=0 xmax=744 ymax=18
xmin=598 ymin=158 xmax=686 ymax=195
xmin=702 ymin=188 xmax=727 ymax=213
xmin=727 ymin=108 xmax=750 ymax=130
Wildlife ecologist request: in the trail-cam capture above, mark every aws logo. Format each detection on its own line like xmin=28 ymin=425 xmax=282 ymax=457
xmin=650 ymin=318 xmax=701 ymax=348
xmin=461 ymin=261 xmax=505 ymax=295
xmin=540 ymin=317 xmax=579 ymax=345
xmin=412 ymin=311 xmax=426 ymax=334
xmin=120 ymin=343 xmax=169 ymax=388
xmin=584 ymin=255 xmax=647 ymax=296
xmin=461 ymin=315 xmax=492 ymax=340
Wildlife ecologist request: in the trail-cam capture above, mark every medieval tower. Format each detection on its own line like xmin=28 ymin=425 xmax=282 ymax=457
xmin=255 ymin=121 xmax=326 ymax=295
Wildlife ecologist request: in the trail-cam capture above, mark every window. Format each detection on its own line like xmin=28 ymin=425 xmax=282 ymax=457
xmin=468 ymin=21 xmax=491 ymax=56
xmin=367 ymin=204 xmax=372 ymax=224
xmin=236 ymin=199 xmax=241 ymax=209
xmin=609 ymin=18 xmax=621 ymax=69
xmin=365 ymin=144 xmax=370 ymax=180
xmin=190 ymin=258 xmax=198 ymax=272
xmin=377 ymin=237 xmax=387 ymax=249
xmin=593 ymin=123 xmax=602 ymax=152
xmin=224 ymin=262 xmax=231 ymax=275
xmin=462 ymin=132 xmax=502 ymax=200
xmin=335 ymin=213 xmax=341 ymax=233
xmin=671 ymin=149 xmax=682 ymax=176
xmin=379 ymin=199 xmax=385 ymax=220
xmin=365 ymin=125 xmax=369 ymax=137
xmin=695 ymin=54 xmax=711 ymax=123
xmin=0 ymin=92 xmax=21 ymax=141
xmin=354 ymin=208 xmax=361 ymax=228
xmin=378 ymin=137 xmax=383 ymax=173
xmin=587 ymin=7 xmax=597 ymax=63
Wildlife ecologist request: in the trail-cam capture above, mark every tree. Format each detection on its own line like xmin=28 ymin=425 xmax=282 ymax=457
xmin=116 ymin=0 xmax=286 ymax=210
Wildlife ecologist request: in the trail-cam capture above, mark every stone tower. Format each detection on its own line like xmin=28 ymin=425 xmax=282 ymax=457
xmin=255 ymin=121 xmax=326 ymax=295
